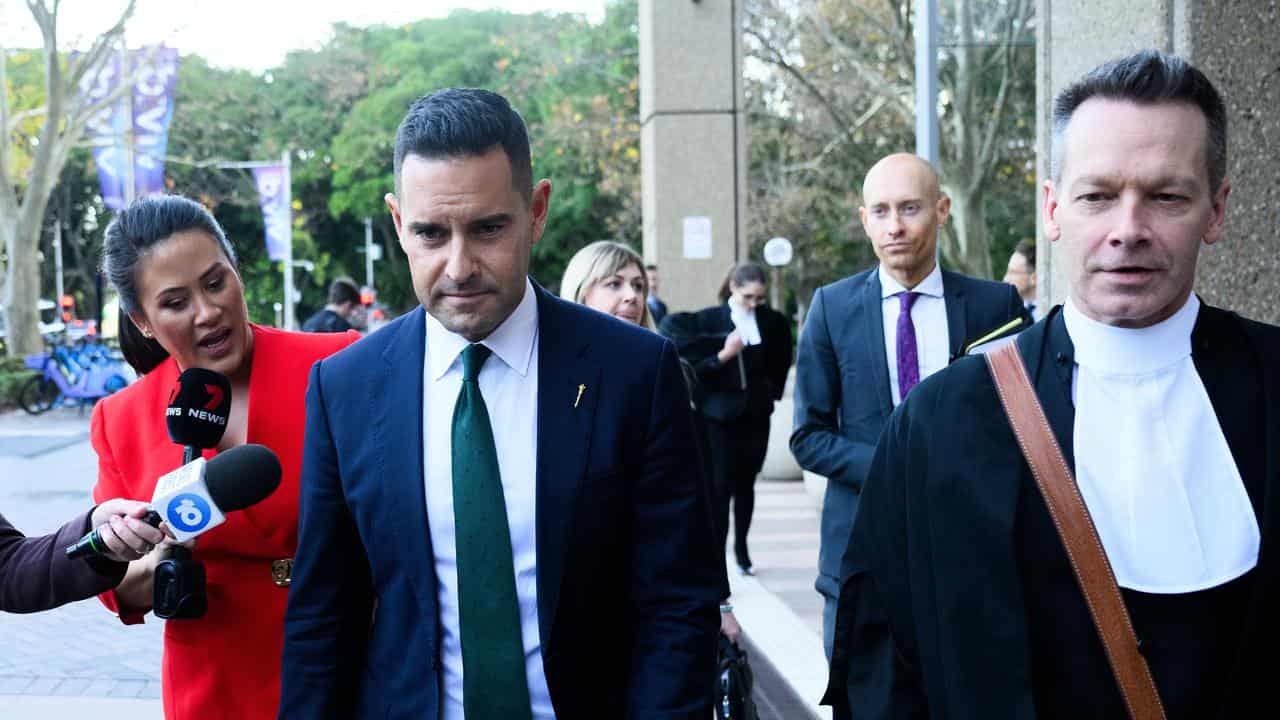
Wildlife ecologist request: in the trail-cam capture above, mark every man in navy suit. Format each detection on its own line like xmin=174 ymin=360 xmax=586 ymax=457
xmin=790 ymin=153 xmax=1026 ymax=658
xmin=280 ymin=88 xmax=723 ymax=719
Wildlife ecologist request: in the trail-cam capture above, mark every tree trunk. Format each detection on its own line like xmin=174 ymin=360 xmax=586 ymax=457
xmin=5 ymin=202 xmax=50 ymax=355
xmin=947 ymin=184 xmax=992 ymax=279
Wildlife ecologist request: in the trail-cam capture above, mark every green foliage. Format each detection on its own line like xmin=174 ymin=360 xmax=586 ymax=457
xmin=0 ymin=357 xmax=36 ymax=410
xmin=26 ymin=7 xmax=642 ymax=327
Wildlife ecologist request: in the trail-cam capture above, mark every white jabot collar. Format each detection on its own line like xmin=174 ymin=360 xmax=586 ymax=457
xmin=1064 ymin=292 xmax=1198 ymax=375
xmin=879 ymin=261 xmax=944 ymax=299
xmin=425 ymin=278 xmax=539 ymax=381
xmin=728 ymin=296 xmax=763 ymax=346
xmin=1065 ymin=293 xmax=1259 ymax=594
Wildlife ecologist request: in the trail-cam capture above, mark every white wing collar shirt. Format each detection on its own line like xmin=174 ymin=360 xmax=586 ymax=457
xmin=422 ymin=278 xmax=555 ymax=719
xmin=1064 ymin=293 xmax=1260 ymax=594
xmin=728 ymin=296 xmax=762 ymax=346
xmin=880 ymin=262 xmax=949 ymax=406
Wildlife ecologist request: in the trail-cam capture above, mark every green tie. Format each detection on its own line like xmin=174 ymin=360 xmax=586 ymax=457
xmin=452 ymin=343 xmax=532 ymax=719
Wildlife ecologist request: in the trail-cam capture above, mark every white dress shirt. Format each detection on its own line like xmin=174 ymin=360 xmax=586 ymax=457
xmin=1065 ymin=294 xmax=1259 ymax=593
xmin=728 ymin=297 xmax=762 ymax=346
xmin=422 ymin=279 xmax=555 ymax=719
xmin=880 ymin=263 xmax=950 ymax=406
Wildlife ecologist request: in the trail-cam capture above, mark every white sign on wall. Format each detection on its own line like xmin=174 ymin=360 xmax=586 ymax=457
xmin=682 ymin=216 xmax=713 ymax=259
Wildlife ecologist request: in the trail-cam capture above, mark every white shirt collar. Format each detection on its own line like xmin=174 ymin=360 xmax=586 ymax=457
xmin=1064 ymin=292 xmax=1199 ymax=376
xmin=425 ymin=277 xmax=539 ymax=381
xmin=879 ymin=261 xmax=944 ymax=299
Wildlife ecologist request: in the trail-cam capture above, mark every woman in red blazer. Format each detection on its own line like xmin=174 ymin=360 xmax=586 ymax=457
xmin=91 ymin=196 xmax=358 ymax=719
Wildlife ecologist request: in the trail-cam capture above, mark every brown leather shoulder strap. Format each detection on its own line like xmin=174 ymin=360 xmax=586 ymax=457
xmin=985 ymin=343 xmax=1166 ymax=720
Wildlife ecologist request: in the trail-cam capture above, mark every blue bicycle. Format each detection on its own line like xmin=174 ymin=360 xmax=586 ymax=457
xmin=19 ymin=340 xmax=132 ymax=415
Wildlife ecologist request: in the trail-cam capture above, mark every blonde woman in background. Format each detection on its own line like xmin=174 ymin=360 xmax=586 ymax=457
xmin=559 ymin=240 xmax=742 ymax=642
xmin=558 ymin=241 xmax=651 ymax=328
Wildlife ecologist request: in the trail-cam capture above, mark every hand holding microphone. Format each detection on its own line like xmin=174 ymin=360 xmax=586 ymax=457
xmin=83 ymin=500 xmax=169 ymax=563
xmin=66 ymin=444 xmax=282 ymax=559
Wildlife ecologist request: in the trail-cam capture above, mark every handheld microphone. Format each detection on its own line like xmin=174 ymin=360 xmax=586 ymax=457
xmin=65 ymin=444 xmax=283 ymax=558
xmin=166 ymin=367 xmax=232 ymax=462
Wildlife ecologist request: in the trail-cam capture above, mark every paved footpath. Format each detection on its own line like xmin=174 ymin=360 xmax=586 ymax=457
xmin=0 ymin=407 xmax=163 ymax=718
xmin=731 ymin=476 xmax=831 ymax=720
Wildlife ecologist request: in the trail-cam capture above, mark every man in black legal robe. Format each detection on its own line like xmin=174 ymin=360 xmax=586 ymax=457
xmin=825 ymin=50 xmax=1280 ymax=719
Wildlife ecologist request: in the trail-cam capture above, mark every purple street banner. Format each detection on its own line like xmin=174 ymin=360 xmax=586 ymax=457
xmin=78 ymin=51 xmax=127 ymax=209
xmin=77 ymin=47 xmax=180 ymax=210
xmin=252 ymin=165 xmax=290 ymax=262
xmin=131 ymin=47 xmax=180 ymax=200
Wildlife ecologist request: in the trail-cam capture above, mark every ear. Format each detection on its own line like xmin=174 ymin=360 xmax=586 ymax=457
xmin=529 ymin=179 xmax=552 ymax=246
xmin=128 ymin=312 xmax=152 ymax=339
xmin=385 ymin=192 xmax=408 ymax=254
xmin=935 ymin=193 xmax=951 ymax=226
xmin=1202 ymin=178 xmax=1231 ymax=246
xmin=1042 ymin=180 xmax=1063 ymax=242
xmin=858 ymin=206 xmax=870 ymax=236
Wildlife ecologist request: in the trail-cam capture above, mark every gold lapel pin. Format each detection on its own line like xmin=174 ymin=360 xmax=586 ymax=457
xmin=574 ymin=384 xmax=586 ymax=408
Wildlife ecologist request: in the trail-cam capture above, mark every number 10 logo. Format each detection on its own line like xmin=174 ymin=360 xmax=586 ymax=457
xmin=167 ymin=494 xmax=212 ymax=533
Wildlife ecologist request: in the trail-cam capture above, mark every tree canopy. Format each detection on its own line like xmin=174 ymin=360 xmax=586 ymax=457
xmin=6 ymin=0 xmax=1036 ymax=334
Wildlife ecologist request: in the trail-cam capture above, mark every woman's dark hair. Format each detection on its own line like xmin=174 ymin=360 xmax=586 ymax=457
xmin=102 ymin=195 xmax=238 ymax=375
xmin=718 ymin=262 xmax=768 ymax=303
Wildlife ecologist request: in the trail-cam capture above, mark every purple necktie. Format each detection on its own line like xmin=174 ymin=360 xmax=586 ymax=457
xmin=896 ymin=291 xmax=920 ymax=400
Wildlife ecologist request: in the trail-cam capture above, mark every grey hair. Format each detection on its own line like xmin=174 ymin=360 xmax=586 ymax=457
xmin=1051 ymin=49 xmax=1227 ymax=192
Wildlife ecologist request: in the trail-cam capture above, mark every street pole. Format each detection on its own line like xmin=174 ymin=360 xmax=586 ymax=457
xmin=281 ymin=150 xmax=296 ymax=331
xmin=364 ymin=217 xmax=374 ymax=289
xmin=914 ymin=0 xmax=940 ymax=167
xmin=53 ymin=220 xmax=64 ymax=311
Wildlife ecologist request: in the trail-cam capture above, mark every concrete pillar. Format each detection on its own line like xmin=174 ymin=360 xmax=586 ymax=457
xmin=639 ymin=0 xmax=746 ymax=314
xmin=1036 ymin=0 xmax=1280 ymax=324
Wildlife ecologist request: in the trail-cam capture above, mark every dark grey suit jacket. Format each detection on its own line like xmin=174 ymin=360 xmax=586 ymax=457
xmin=790 ymin=266 xmax=1025 ymax=598
xmin=0 ymin=509 xmax=127 ymax=613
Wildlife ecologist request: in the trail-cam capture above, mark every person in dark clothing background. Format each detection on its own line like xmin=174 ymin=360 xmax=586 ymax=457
xmin=301 ymin=277 xmax=359 ymax=333
xmin=645 ymin=264 xmax=668 ymax=324
xmin=667 ymin=263 xmax=792 ymax=576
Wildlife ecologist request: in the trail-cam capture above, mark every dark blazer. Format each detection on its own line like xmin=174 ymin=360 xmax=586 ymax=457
xmin=664 ymin=303 xmax=792 ymax=422
xmin=790 ymin=266 xmax=1025 ymax=597
xmin=0 ymin=509 xmax=126 ymax=613
xmin=826 ymin=304 xmax=1280 ymax=719
xmin=280 ymin=283 xmax=725 ymax=720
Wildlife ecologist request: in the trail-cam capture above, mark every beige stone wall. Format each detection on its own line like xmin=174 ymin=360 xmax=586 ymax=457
xmin=1188 ymin=1 xmax=1280 ymax=324
xmin=639 ymin=0 xmax=746 ymax=314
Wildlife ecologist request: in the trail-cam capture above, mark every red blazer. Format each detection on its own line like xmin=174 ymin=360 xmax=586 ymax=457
xmin=91 ymin=325 xmax=357 ymax=719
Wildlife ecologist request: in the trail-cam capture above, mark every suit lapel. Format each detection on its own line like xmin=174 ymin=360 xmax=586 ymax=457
xmin=533 ymin=288 xmax=600 ymax=650
xmin=1190 ymin=307 xmax=1266 ymax=513
xmin=1031 ymin=308 xmax=1077 ymax=472
xmin=943 ymin=270 xmax=968 ymax=359
xmin=375 ymin=307 xmax=437 ymax=612
xmin=860 ymin=271 xmax=894 ymax=415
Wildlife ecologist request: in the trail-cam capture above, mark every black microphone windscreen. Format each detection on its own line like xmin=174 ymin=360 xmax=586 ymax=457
xmin=204 ymin=444 xmax=282 ymax=513
xmin=167 ymin=368 xmax=232 ymax=449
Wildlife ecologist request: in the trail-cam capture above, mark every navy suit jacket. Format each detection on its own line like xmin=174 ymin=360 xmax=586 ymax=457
xmin=790 ymin=266 xmax=1025 ymax=597
xmin=279 ymin=284 xmax=724 ymax=720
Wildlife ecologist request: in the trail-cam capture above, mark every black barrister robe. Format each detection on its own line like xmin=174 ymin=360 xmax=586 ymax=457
xmin=824 ymin=302 xmax=1280 ymax=719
